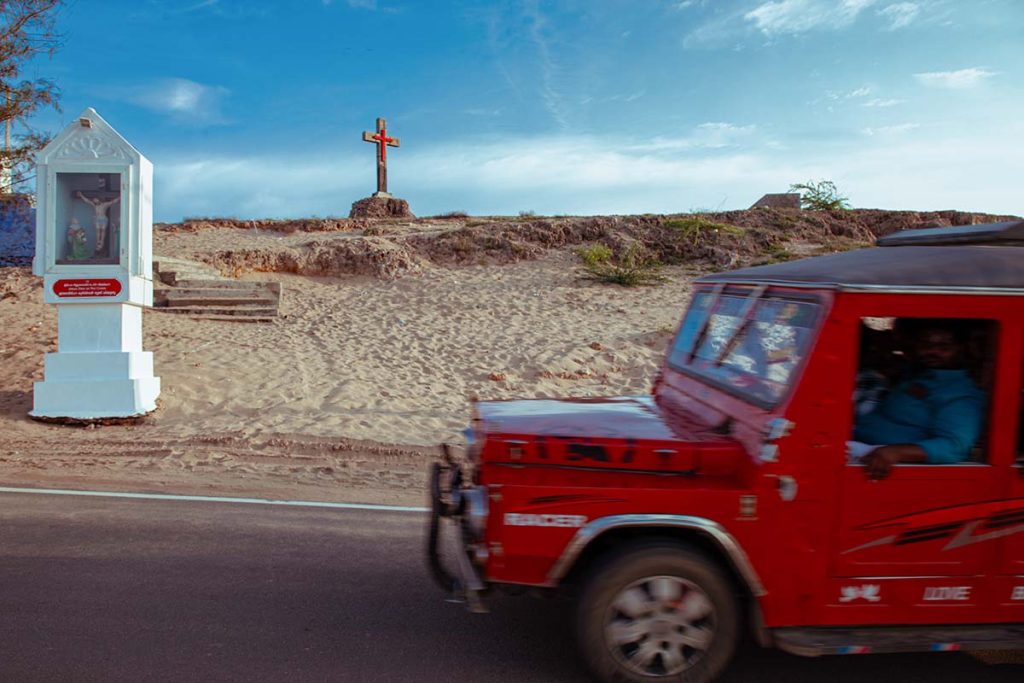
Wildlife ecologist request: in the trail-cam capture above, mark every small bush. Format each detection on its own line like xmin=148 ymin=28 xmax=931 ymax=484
xmin=432 ymin=210 xmax=469 ymax=219
xmin=579 ymin=243 xmax=666 ymax=287
xmin=765 ymin=244 xmax=794 ymax=261
xmin=665 ymin=216 xmax=746 ymax=245
xmin=789 ymin=180 xmax=850 ymax=211
xmin=518 ymin=210 xmax=536 ymax=218
xmin=577 ymin=243 xmax=613 ymax=267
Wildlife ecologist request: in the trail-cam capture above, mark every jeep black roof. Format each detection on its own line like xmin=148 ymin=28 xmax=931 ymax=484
xmin=698 ymin=220 xmax=1024 ymax=292
xmin=875 ymin=220 xmax=1024 ymax=246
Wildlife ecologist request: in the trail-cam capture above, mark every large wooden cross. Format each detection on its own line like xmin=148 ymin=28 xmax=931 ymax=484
xmin=362 ymin=117 xmax=401 ymax=197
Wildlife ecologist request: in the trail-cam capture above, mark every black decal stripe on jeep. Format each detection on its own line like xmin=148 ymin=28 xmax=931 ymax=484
xmin=566 ymin=444 xmax=610 ymax=463
xmin=894 ymin=522 xmax=963 ymax=545
xmin=895 ymin=531 xmax=958 ymax=546
xmin=853 ymin=498 xmax=1024 ymax=532
xmin=622 ymin=438 xmax=636 ymax=464
xmin=985 ymin=509 xmax=1024 ymax=530
xmin=526 ymin=494 xmax=628 ymax=506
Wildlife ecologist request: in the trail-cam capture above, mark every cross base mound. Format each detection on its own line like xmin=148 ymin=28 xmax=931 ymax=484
xmin=349 ymin=195 xmax=415 ymax=219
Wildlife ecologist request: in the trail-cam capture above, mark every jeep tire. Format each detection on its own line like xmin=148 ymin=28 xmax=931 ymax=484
xmin=576 ymin=542 xmax=740 ymax=683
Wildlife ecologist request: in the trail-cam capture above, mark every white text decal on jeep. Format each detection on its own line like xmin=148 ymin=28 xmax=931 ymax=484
xmin=504 ymin=513 xmax=588 ymax=528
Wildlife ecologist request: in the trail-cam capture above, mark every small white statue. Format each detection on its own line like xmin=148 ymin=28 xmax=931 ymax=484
xmin=75 ymin=191 xmax=120 ymax=252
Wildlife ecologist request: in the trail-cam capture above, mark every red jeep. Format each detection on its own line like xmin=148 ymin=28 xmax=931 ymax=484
xmin=428 ymin=221 xmax=1024 ymax=682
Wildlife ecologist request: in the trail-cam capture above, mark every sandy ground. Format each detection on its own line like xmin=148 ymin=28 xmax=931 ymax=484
xmin=0 ymin=230 xmax=698 ymax=505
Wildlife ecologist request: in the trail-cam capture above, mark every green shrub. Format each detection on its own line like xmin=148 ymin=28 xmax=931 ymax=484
xmin=577 ymin=243 xmax=613 ymax=267
xmin=789 ymin=180 xmax=850 ymax=211
xmin=665 ymin=216 xmax=746 ymax=244
xmin=765 ymin=243 xmax=794 ymax=261
xmin=579 ymin=243 xmax=666 ymax=287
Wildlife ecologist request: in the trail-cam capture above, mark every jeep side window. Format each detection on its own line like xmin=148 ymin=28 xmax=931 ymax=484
xmin=850 ymin=317 xmax=994 ymax=466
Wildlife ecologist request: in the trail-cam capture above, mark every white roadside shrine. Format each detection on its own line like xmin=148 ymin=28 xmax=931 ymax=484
xmin=30 ymin=108 xmax=161 ymax=419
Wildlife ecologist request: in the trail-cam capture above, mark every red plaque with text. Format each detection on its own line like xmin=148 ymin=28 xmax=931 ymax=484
xmin=53 ymin=278 xmax=123 ymax=298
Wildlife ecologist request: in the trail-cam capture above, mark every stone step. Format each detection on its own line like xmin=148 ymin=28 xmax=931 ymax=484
xmin=172 ymin=279 xmax=281 ymax=293
xmin=157 ymin=287 xmax=277 ymax=301
xmin=154 ymin=258 xmax=221 ymax=272
xmin=155 ymin=305 xmax=280 ymax=318
xmin=161 ymin=271 xmax=229 ymax=287
xmin=151 ymin=256 xmax=281 ymax=319
xmin=153 ymin=258 xmax=226 ymax=287
xmin=163 ymin=297 xmax=277 ymax=308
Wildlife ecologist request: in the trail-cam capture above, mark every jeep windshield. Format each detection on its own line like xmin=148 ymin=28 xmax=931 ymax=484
xmin=666 ymin=288 xmax=821 ymax=408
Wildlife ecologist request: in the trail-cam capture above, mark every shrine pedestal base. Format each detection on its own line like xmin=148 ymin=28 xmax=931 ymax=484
xmin=31 ymin=303 xmax=161 ymax=419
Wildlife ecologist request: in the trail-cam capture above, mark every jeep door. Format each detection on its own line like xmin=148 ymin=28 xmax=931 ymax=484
xmin=999 ymin=323 xmax=1024 ymax=619
xmin=826 ymin=299 xmax=1010 ymax=625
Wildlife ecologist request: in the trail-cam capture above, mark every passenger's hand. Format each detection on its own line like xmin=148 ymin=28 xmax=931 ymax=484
xmin=863 ymin=446 xmax=900 ymax=481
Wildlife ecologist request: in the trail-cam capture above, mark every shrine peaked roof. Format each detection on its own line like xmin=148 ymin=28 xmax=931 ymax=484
xmin=37 ymin=108 xmax=144 ymax=166
xmin=698 ymin=220 xmax=1024 ymax=293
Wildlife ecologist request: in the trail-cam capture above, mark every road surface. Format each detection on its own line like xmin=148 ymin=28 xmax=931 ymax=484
xmin=0 ymin=490 xmax=1020 ymax=682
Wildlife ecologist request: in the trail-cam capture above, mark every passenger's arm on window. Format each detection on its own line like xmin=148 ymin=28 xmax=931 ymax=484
xmin=863 ymin=445 xmax=928 ymax=480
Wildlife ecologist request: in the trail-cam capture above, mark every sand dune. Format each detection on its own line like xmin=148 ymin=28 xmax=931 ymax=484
xmin=2 ymin=209 xmax=1016 ymax=504
xmin=0 ymin=243 xmax=696 ymax=504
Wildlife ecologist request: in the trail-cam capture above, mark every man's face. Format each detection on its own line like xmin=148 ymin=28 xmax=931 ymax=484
xmin=915 ymin=329 xmax=960 ymax=369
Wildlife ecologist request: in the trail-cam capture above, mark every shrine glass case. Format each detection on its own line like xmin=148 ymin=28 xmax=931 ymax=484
xmin=54 ymin=171 xmax=122 ymax=266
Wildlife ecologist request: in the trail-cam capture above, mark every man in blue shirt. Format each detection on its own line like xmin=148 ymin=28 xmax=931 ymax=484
xmin=855 ymin=322 xmax=985 ymax=480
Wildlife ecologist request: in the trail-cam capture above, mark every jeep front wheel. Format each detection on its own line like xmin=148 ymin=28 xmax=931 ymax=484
xmin=576 ymin=544 xmax=739 ymax=683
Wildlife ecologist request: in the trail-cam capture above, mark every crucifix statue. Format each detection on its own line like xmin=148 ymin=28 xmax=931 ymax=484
xmin=362 ymin=117 xmax=401 ymax=197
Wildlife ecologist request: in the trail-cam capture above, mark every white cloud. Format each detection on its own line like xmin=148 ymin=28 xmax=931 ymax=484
xmin=151 ymin=123 xmax=1024 ymax=221
xmin=863 ymin=97 xmax=904 ymax=107
xmin=826 ymin=86 xmax=872 ymax=102
xmin=328 ymin=0 xmax=397 ymax=11
xmin=116 ymin=78 xmax=229 ymax=123
xmin=184 ymin=0 xmax=218 ymax=11
xmin=745 ymin=0 xmax=878 ymax=36
xmin=914 ymin=67 xmax=997 ymax=89
xmin=862 ymin=123 xmax=920 ymax=136
xmin=464 ymin=107 xmax=502 ymax=116
xmin=624 ymin=122 xmax=758 ymax=152
xmin=878 ymin=2 xmax=920 ymax=30
xmin=523 ymin=0 xmax=568 ymax=129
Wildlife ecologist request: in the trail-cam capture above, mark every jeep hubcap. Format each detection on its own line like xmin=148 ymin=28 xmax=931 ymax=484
xmin=604 ymin=575 xmax=716 ymax=676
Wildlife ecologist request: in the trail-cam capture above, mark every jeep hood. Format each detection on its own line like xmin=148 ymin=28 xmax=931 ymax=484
xmin=475 ymin=395 xmax=712 ymax=441
xmin=473 ymin=396 xmax=743 ymax=475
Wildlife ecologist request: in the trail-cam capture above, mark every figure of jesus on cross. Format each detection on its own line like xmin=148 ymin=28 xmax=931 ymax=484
xmin=362 ymin=117 xmax=401 ymax=197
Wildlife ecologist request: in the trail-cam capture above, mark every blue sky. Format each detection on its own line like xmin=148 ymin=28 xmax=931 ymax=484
xmin=26 ymin=0 xmax=1024 ymax=221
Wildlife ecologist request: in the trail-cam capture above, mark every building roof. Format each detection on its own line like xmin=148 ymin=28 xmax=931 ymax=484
xmin=699 ymin=221 xmax=1024 ymax=292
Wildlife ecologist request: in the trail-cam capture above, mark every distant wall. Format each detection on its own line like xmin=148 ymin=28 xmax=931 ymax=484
xmin=0 ymin=194 xmax=35 ymax=266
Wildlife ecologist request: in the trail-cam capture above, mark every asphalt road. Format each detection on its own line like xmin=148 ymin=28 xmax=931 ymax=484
xmin=0 ymin=491 xmax=1020 ymax=682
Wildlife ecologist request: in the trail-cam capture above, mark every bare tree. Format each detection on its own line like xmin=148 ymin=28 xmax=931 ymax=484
xmin=0 ymin=0 xmax=63 ymax=194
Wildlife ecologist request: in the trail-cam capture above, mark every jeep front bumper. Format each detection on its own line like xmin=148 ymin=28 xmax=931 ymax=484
xmin=427 ymin=459 xmax=488 ymax=613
